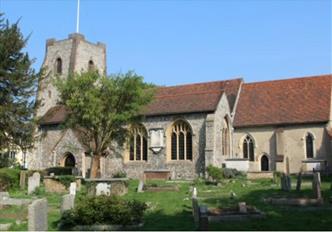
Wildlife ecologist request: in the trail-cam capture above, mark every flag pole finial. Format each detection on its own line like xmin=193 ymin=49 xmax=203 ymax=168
xmin=76 ymin=0 xmax=80 ymax=33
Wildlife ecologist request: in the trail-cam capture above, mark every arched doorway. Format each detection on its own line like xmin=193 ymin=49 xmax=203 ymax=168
xmin=261 ymin=155 xmax=269 ymax=171
xmin=63 ymin=153 xmax=76 ymax=167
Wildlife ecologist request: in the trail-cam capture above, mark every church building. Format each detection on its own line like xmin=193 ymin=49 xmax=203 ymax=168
xmin=29 ymin=33 xmax=332 ymax=179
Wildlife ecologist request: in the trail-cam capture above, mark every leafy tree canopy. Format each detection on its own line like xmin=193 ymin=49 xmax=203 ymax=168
xmin=0 ymin=13 xmax=40 ymax=151
xmin=56 ymin=71 xmax=154 ymax=177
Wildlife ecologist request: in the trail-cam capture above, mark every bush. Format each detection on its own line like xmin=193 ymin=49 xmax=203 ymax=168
xmin=46 ymin=167 xmax=73 ymax=176
xmin=206 ymin=165 xmax=244 ymax=182
xmin=0 ymin=155 xmax=17 ymax=168
xmin=112 ymin=171 xmax=127 ymax=178
xmin=0 ymin=168 xmax=20 ymax=191
xmin=59 ymin=195 xmax=147 ymax=229
xmin=57 ymin=175 xmax=76 ymax=188
xmin=206 ymin=165 xmax=223 ymax=182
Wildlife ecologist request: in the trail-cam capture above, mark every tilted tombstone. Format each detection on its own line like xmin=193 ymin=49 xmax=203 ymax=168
xmin=281 ymin=173 xmax=291 ymax=192
xmin=28 ymin=198 xmax=48 ymax=231
xmin=296 ymin=172 xmax=302 ymax=192
xmin=28 ymin=172 xmax=40 ymax=194
xmin=60 ymin=194 xmax=75 ymax=213
xmin=312 ymin=172 xmax=322 ymax=199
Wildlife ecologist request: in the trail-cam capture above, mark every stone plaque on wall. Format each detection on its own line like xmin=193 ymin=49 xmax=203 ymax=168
xmin=149 ymin=128 xmax=164 ymax=153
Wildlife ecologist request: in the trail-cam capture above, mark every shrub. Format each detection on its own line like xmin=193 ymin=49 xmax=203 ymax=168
xmin=112 ymin=171 xmax=127 ymax=178
xmin=0 ymin=155 xmax=17 ymax=168
xmin=0 ymin=168 xmax=20 ymax=191
xmin=57 ymin=175 xmax=76 ymax=188
xmin=206 ymin=165 xmax=223 ymax=182
xmin=46 ymin=167 xmax=73 ymax=176
xmin=59 ymin=195 xmax=147 ymax=229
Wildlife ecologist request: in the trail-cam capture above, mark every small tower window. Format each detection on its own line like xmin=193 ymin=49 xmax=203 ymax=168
xmin=88 ymin=60 xmax=94 ymax=71
xmin=56 ymin=57 xmax=62 ymax=74
xmin=305 ymin=133 xmax=314 ymax=159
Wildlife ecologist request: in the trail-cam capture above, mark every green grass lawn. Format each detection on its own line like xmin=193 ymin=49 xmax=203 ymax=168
xmin=1 ymin=175 xmax=332 ymax=231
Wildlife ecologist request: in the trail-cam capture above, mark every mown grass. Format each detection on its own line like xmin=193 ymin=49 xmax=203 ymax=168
xmin=1 ymin=175 xmax=332 ymax=231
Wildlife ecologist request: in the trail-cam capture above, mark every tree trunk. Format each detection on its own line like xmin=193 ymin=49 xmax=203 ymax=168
xmin=90 ymin=155 xmax=101 ymax=178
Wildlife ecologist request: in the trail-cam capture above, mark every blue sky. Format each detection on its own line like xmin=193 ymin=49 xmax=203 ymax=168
xmin=0 ymin=0 xmax=331 ymax=86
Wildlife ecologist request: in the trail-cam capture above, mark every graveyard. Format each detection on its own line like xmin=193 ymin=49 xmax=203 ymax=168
xmin=0 ymin=168 xmax=332 ymax=230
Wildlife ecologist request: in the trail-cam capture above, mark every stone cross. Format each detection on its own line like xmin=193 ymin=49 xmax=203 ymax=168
xmin=312 ymin=172 xmax=322 ymax=199
xmin=60 ymin=194 xmax=75 ymax=213
xmin=28 ymin=198 xmax=48 ymax=231
xmin=28 ymin=172 xmax=40 ymax=194
xmin=69 ymin=182 xmax=77 ymax=195
xmin=96 ymin=183 xmax=111 ymax=196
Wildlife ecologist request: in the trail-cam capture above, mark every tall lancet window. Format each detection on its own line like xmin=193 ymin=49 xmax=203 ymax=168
xmin=222 ymin=117 xmax=230 ymax=156
xmin=56 ymin=57 xmax=62 ymax=74
xmin=305 ymin=133 xmax=314 ymax=159
xmin=243 ymin=135 xmax=255 ymax=161
xmin=128 ymin=125 xmax=148 ymax=161
xmin=170 ymin=120 xmax=193 ymax=161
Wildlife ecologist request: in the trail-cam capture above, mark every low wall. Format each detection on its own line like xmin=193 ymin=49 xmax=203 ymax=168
xmin=247 ymin=171 xmax=274 ymax=179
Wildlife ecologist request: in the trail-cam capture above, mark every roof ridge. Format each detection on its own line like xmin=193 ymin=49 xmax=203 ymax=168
xmin=155 ymin=89 xmax=223 ymax=98
xmin=244 ymin=74 xmax=332 ymax=86
xmin=157 ymin=77 xmax=243 ymax=89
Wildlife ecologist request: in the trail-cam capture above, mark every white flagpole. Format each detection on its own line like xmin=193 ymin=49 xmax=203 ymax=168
xmin=76 ymin=0 xmax=80 ymax=33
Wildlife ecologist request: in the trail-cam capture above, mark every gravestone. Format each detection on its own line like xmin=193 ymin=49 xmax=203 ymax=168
xmin=60 ymin=194 xmax=75 ymax=213
xmin=137 ymin=180 xmax=144 ymax=193
xmin=296 ymin=172 xmax=302 ymax=191
xmin=0 ymin=192 xmax=9 ymax=200
xmin=238 ymin=202 xmax=247 ymax=213
xmin=312 ymin=172 xmax=322 ymax=199
xmin=19 ymin=171 xmax=27 ymax=189
xmin=192 ymin=187 xmax=197 ymax=198
xmin=198 ymin=205 xmax=209 ymax=231
xmin=96 ymin=183 xmax=111 ymax=196
xmin=28 ymin=172 xmax=40 ymax=194
xmin=28 ymin=198 xmax=48 ymax=231
xmin=69 ymin=182 xmax=77 ymax=195
xmin=192 ymin=197 xmax=199 ymax=223
xmin=281 ymin=174 xmax=291 ymax=191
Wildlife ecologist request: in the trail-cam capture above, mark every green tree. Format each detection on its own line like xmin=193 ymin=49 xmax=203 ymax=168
xmin=56 ymin=71 xmax=154 ymax=178
xmin=0 ymin=13 xmax=39 ymax=152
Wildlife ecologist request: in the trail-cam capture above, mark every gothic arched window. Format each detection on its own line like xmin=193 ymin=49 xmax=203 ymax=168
xmin=170 ymin=120 xmax=193 ymax=161
xmin=222 ymin=117 xmax=230 ymax=156
xmin=129 ymin=125 xmax=148 ymax=161
xmin=305 ymin=133 xmax=314 ymax=159
xmin=56 ymin=57 xmax=62 ymax=74
xmin=88 ymin=60 xmax=94 ymax=71
xmin=243 ymin=135 xmax=255 ymax=161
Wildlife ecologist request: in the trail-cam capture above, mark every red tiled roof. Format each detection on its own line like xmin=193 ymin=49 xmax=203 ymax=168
xmin=39 ymin=105 xmax=69 ymax=125
xmin=234 ymin=75 xmax=332 ymax=127
xmin=143 ymin=79 xmax=242 ymax=116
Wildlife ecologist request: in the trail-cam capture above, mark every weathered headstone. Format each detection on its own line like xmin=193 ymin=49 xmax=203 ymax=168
xmin=28 ymin=172 xmax=40 ymax=194
xmin=281 ymin=174 xmax=291 ymax=191
xmin=296 ymin=172 xmax=302 ymax=191
xmin=192 ymin=187 xmax=197 ymax=198
xmin=69 ymin=182 xmax=77 ymax=195
xmin=137 ymin=180 xmax=144 ymax=193
xmin=28 ymin=198 xmax=48 ymax=231
xmin=96 ymin=183 xmax=111 ymax=196
xmin=238 ymin=202 xmax=247 ymax=213
xmin=312 ymin=172 xmax=322 ymax=199
xmin=0 ymin=192 xmax=9 ymax=200
xmin=60 ymin=194 xmax=75 ymax=213
xmin=19 ymin=171 xmax=27 ymax=189
xmin=192 ymin=197 xmax=199 ymax=223
xmin=198 ymin=205 xmax=209 ymax=231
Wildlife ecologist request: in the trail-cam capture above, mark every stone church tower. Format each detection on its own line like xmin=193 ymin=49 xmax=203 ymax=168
xmin=36 ymin=33 xmax=106 ymax=118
